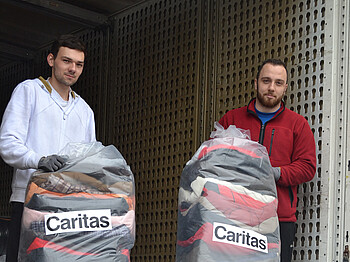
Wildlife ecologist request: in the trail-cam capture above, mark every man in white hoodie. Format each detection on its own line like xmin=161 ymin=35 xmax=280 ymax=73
xmin=0 ymin=34 xmax=96 ymax=261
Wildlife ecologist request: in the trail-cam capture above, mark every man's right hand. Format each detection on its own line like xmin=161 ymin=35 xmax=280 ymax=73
xmin=38 ymin=155 xmax=66 ymax=172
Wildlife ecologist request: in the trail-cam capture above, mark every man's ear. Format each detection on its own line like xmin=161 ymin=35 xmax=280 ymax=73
xmin=47 ymin=53 xmax=54 ymax=67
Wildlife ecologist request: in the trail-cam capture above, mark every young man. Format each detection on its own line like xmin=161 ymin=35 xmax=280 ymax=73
xmin=218 ymin=59 xmax=316 ymax=262
xmin=0 ymin=34 xmax=96 ymax=262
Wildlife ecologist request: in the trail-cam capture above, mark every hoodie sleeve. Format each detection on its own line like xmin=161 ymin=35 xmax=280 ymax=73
xmin=87 ymin=109 xmax=96 ymax=142
xmin=0 ymin=81 xmax=42 ymax=169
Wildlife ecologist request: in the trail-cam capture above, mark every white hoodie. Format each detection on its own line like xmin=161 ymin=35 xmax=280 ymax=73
xmin=0 ymin=78 xmax=96 ymax=202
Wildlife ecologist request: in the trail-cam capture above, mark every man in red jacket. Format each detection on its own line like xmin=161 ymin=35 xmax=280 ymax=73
xmin=219 ymin=59 xmax=316 ymax=262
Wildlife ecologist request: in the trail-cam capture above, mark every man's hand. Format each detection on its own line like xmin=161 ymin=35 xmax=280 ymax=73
xmin=272 ymin=166 xmax=281 ymax=181
xmin=38 ymin=155 xmax=66 ymax=172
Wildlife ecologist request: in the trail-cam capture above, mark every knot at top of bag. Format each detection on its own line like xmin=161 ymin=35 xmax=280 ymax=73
xmin=210 ymin=122 xmax=251 ymax=140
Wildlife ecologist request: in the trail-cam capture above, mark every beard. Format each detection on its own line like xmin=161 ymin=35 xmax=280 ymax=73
xmin=256 ymin=84 xmax=284 ymax=108
xmin=53 ymin=70 xmax=78 ymax=87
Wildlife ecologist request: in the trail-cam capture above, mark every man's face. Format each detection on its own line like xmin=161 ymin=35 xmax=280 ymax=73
xmin=255 ymin=63 xmax=288 ymax=112
xmin=47 ymin=47 xmax=85 ymax=88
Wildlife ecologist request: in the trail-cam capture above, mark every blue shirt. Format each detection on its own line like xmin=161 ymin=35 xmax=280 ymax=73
xmin=255 ymin=104 xmax=280 ymax=125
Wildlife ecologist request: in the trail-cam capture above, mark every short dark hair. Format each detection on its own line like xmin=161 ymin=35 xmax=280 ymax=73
xmin=256 ymin=59 xmax=288 ymax=82
xmin=50 ymin=34 xmax=86 ymax=58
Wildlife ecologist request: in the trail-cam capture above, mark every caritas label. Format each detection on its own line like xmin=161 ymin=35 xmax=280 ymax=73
xmin=44 ymin=209 xmax=112 ymax=235
xmin=212 ymin=222 xmax=268 ymax=253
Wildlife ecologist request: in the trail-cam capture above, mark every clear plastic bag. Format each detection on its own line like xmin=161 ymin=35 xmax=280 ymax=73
xmin=176 ymin=123 xmax=280 ymax=262
xmin=18 ymin=142 xmax=135 ymax=262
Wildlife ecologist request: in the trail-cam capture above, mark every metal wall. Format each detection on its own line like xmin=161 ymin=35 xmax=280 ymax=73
xmin=108 ymin=1 xmax=204 ymax=260
xmin=211 ymin=1 xmax=324 ymax=261
xmin=107 ymin=0 xmax=326 ymax=261
xmin=320 ymin=1 xmax=350 ymax=262
xmin=0 ymin=61 xmax=34 ymax=216
xmin=0 ymin=0 xmax=348 ymax=261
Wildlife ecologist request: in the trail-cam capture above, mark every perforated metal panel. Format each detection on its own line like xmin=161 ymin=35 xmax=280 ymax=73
xmin=108 ymin=0 xmax=326 ymax=260
xmin=109 ymin=1 xmax=204 ymax=261
xmin=0 ymin=0 xmax=347 ymax=261
xmin=212 ymin=0 xmax=325 ymax=261
xmin=0 ymin=61 xmax=34 ymax=216
xmin=0 ymin=61 xmax=34 ymax=119
xmin=75 ymin=29 xmax=109 ymax=141
xmin=320 ymin=1 xmax=350 ymax=262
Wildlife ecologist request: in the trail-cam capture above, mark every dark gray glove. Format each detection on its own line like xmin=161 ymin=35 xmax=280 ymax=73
xmin=272 ymin=167 xmax=281 ymax=181
xmin=38 ymin=155 xmax=66 ymax=172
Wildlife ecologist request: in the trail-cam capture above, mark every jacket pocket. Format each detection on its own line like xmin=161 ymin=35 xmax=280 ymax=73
xmin=288 ymin=186 xmax=294 ymax=208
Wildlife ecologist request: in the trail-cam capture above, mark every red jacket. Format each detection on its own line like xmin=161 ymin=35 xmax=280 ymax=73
xmin=219 ymin=98 xmax=316 ymax=222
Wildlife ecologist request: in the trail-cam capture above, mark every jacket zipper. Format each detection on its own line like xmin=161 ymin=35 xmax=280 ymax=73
xmin=258 ymin=124 xmax=265 ymax=145
xmin=257 ymin=118 xmax=293 ymax=208
xmin=269 ymin=129 xmax=275 ymax=156
xmin=248 ymin=100 xmax=294 ymax=209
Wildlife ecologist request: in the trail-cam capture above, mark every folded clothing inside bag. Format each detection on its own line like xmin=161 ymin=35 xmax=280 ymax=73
xmin=18 ymin=142 xmax=135 ymax=262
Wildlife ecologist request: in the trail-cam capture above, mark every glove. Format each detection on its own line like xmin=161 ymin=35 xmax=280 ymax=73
xmin=272 ymin=167 xmax=281 ymax=181
xmin=38 ymin=155 xmax=67 ymax=172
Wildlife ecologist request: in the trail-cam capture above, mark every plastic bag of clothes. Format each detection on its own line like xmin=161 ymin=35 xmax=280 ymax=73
xmin=176 ymin=122 xmax=280 ymax=262
xmin=18 ymin=142 xmax=135 ymax=262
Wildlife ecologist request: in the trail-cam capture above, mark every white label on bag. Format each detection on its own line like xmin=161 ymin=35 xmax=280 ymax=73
xmin=212 ymin=222 xmax=268 ymax=253
xmin=44 ymin=209 xmax=112 ymax=235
